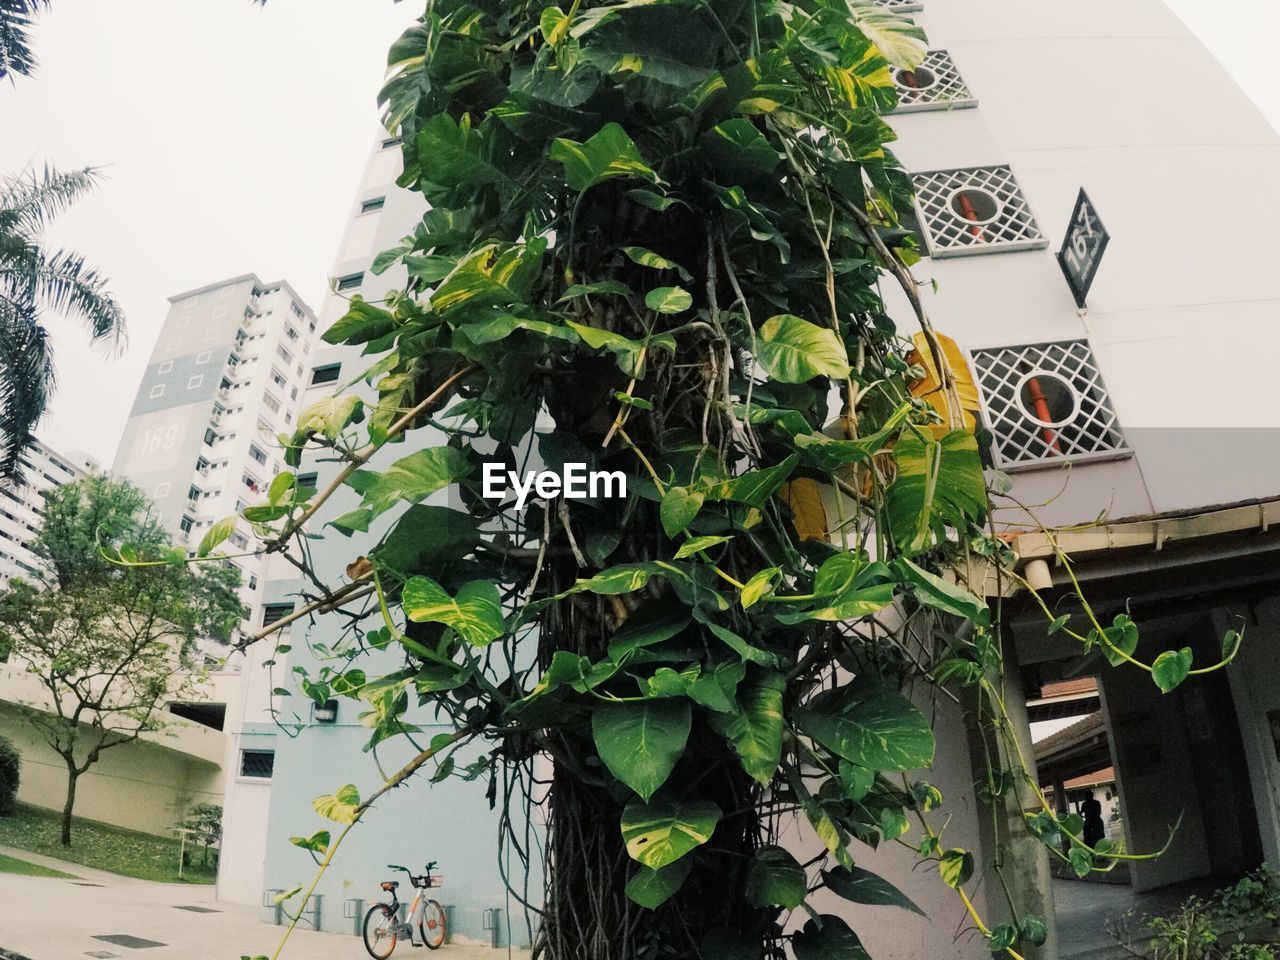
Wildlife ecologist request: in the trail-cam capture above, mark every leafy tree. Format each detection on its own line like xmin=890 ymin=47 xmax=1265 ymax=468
xmin=0 ymin=734 xmax=19 ymax=815
xmin=180 ymin=802 xmax=223 ymax=866
xmin=0 ymin=165 xmax=125 ymax=478
xmin=0 ymin=475 xmax=241 ymax=844
xmin=216 ymin=3 xmax=1241 ymax=959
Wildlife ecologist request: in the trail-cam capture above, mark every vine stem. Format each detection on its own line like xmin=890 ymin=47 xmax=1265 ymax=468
xmin=266 ymin=364 xmax=477 ymax=553
xmin=267 ymin=728 xmax=474 ymax=960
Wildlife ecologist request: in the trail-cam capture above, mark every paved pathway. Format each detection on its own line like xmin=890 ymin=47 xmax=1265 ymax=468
xmin=0 ymin=846 xmax=529 ymax=960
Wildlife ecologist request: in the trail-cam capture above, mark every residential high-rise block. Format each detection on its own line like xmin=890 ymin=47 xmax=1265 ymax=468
xmin=0 ymin=440 xmax=98 ymax=584
xmin=113 ymin=275 xmax=320 ymax=624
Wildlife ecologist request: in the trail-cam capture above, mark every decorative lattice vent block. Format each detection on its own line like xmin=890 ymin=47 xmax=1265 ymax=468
xmin=874 ymin=0 xmax=924 ymax=11
xmin=912 ymin=165 xmax=1048 ymax=257
xmin=893 ymin=51 xmax=977 ymax=113
xmin=971 ymin=340 xmax=1129 ymax=470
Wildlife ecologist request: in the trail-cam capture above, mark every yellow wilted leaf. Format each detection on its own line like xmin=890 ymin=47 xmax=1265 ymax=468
xmin=906 ymin=331 xmax=980 ymax=435
xmin=777 ymin=478 xmax=828 ymax=542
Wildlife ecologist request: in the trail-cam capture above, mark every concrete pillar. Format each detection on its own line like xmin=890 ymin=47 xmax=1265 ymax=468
xmin=967 ymin=640 xmax=1060 ymax=960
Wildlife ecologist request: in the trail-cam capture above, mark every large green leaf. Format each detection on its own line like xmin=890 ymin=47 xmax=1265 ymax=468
xmin=709 ymin=455 xmax=799 ymax=508
xmin=710 ymin=672 xmax=784 ymax=784
xmin=296 ymin=395 xmax=364 ymax=443
xmin=701 ymin=119 xmax=780 ymax=183
xmin=1090 ymin=614 xmax=1139 ymax=668
xmin=579 ymin=5 xmax=717 ymax=87
xmin=402 ymin=577 xmax=505 ymax=646
xmin=415 ymin=112 xmax=506 ymax=189
xmin=313 ymin=784 xmax=361 ymax=825
xmin=347 ymin=447 xmax=470 ymax=518
xmin=323 ymin=299 xmax=398 ymax=345
xmin=822 ymin=866 xmax=926 ymax=917
xmin=550 ymin=122 xmax=658 ymax=192
xmin=625 ymin=860 xmax=693 ymax=909
xmin=661 ymin=486 xmax=704 ymax=536
xmin=792 ymin=916 xmax=870 ymax=960
xmin=592 ymin=699 xmax=691 ymax=801
xmin=884 ymin=430 xmax=986 ymax=555
xmin=372 ymin=505 xmax=480 ymax=573
xmin=847 ymin=2 xmax=927 ymax=69
xmin=607 ymin=602 xmax=691 ymax=661
xmin=1152 ymin=647 xmax=1193 ymax=694
xmin=431 ymin=240 xmax=546 ymax=314
xmin=621 ymin=796 xmax=721 ymax=869
xmin=573 ymin=562 xmax=663 ymax=596
xmin=757 ymin=315 xmax=851 ymax=383
xmin=794 ymin=682 xmax=935 ymax=771
xmin=745 ymin=846 xmax=807 ymax=909
xmin=644 ymin=286 xmax=692 ymax=315
xmin=893 ymin=556 xmax=990 ymax=627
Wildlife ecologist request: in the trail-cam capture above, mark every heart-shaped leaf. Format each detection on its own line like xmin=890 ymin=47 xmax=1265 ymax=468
xmin=621 ymin=796 xmax=721 ymax=869
xmin=402 ymin=577 xmax=505 ymax=646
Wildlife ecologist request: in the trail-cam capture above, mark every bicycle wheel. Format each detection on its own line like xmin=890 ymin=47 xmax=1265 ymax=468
xmin=420 ymin=899 xmax=446 ymax=950
xmin=362 ymin=903 xmax=398 ymax=959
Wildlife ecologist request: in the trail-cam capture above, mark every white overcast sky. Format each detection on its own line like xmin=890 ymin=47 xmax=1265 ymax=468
xmin=0 ymin=0 xmax=1275 ymax=466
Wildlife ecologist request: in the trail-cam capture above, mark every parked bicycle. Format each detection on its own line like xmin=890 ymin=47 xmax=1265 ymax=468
xmin=362 ymin=862 xmax=446 ymax=956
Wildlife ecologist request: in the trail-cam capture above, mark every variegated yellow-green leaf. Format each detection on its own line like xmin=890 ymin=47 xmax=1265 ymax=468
xmin=795 ymin=682 xmax=934 ymax=771
xmin=550 ymin=122 xmax=659 ymax=192
xmin=644 ymin=286 xmax=692 ymax=315
xmin=402 ymin=577 xmax=505 ymax=646
xmin=621 ymin=796 xmax=721 ymax=869
xmin=757 ymin=315 xmax=851 ymax=383
xmin=313 ymin=784 xmax=361 ymax=824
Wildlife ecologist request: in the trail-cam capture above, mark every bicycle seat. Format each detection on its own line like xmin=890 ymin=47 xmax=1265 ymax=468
xmin=380 ymin=881 xmax=399 ymax=891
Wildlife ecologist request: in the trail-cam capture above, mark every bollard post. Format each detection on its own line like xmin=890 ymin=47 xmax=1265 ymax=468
xmin=344 ymin=898 xmax=365 ymax=936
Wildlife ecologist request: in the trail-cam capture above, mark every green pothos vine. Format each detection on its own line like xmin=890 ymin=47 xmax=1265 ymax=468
xmin=169 ymin=3 xmax=1245 ymax=959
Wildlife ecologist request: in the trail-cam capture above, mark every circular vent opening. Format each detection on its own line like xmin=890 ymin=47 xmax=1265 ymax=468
xmin=894 ymin=66 xmax=938 ymax=91
xmin=1016 ymin=371 xmax=1078 ymax=428
xmin=949 ymin=187 xmax=1001 ymax=226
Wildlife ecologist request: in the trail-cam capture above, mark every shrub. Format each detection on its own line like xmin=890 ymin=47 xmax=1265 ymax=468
xmin=0 ymin=735 xmax=19 ymax=815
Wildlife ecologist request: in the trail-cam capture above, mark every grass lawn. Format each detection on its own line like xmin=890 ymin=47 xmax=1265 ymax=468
xmin=0 ymin=851 xmax=76 ymax=878
xmin=0 ymin=803 xmax=217 ymax=883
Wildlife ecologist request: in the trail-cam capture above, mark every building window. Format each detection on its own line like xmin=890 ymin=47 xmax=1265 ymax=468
xmin=310 ymin=363 xmax=341 ymax=386
xmin=249 ymin=444 xmax=267 ymax=465
xmin=262 ymin=602 xmax=294 ymax=627
xmin=196 ymin=350 xmax=212 ymax=364
xmin=242 ymin=473 xmax=263 ymax=494
xmin=149 ymin=384 xmax=165 ymax=399
xmin=911 ymin=165 xmax=1047 ymax=258
xmin=277 ymin=345 xmax=292 ymax=363
xmin=873 ymin=0 xmax=923 ymax=8
xmin=239 ymin=749 xmax=275 ymax=780
xmin=263 ymin=393 xmax=281 ymax=414
xmin=892 ymin=51 xmax=976 ymax=113
xmin=179 ymin=515 xmax=194 ymax=535
xmin=290 ymin=301 xmax=305 ymax=319
xmin=158 ymin=360 xmax=173 ymax=374
xmin=972 ymin=339 xmax=1129 ymax=470
xmin=248 ymin=574 xmax=258 ymax=590
xmin=360 ymin=197 xmax=386 ymax=214
xmin=188 ymin=375 xmax=204 ymax=389
xmin=297 ymin=472 xmax=318 ymax=491
xmin=230 ymin=531 xmax=248 ymax=549
xmin=270 ymin=368 xmax=287 ymax=389
xmin=335 ymin=272 xmax=364 ymax=292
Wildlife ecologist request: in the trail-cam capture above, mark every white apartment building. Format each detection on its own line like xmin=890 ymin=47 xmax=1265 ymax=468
xmin=0 ymin=440 xmax=98 ymax=584
xmin=113 ymin=275 xmax=321 ymax=630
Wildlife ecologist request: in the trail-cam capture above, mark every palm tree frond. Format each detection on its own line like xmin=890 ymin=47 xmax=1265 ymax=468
xmin=0 ymin=0 xmax=53 ymax=82
xmin=0 ymin=164 xmax=103 ymax=235
xmin=0 ymin=299 xmax=55 ymax=481
xmin=31 ymin=248 xmax=126 ymax=349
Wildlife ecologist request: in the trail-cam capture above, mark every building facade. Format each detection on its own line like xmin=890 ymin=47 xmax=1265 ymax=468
xmin=213 ymin=144 xmax=528 ymax=946
xmin=0 ymin=440 xmax=97 ymax=584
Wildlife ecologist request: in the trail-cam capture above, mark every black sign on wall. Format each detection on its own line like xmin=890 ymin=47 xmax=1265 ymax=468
xmin=1057 ymin=189 xmax=1109 ymax=308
